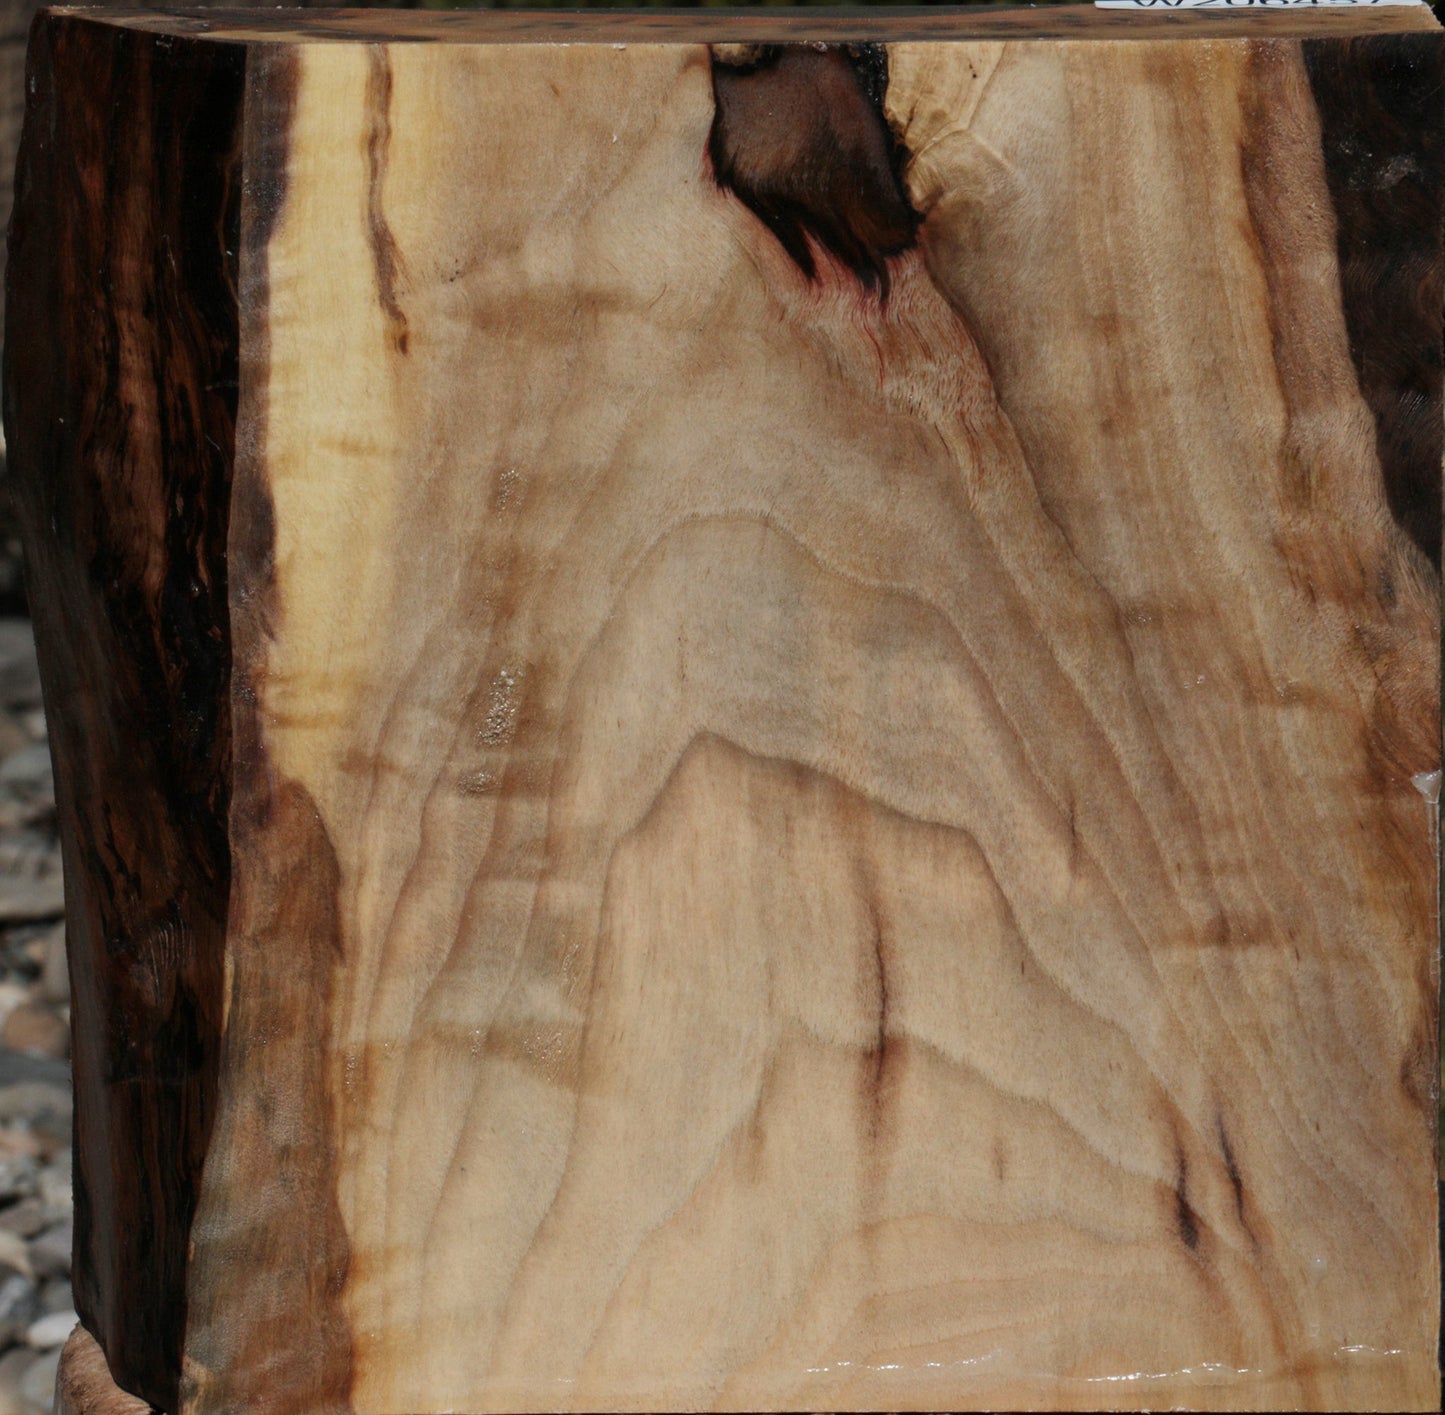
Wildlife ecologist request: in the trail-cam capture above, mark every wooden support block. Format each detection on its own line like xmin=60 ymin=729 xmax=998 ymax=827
xmin=7 ymin=5 xmax=1442 ymax=1411
xmin=56 ymin=1328 xmax=156 ymax=1415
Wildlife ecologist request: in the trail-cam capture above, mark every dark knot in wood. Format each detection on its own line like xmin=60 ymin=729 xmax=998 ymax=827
xmin=708 ymin=42 xmax=918 ymax=296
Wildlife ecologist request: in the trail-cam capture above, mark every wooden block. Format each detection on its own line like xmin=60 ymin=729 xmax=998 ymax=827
xmin=5 ymin=5 xmax=1441 ymax=1411
xmin=56 ymin=1328 xmax=157 ymax=1415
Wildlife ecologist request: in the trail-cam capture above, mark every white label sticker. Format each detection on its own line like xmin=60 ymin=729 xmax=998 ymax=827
xmin=1096 ymin=0 xmax=1423 ymax=8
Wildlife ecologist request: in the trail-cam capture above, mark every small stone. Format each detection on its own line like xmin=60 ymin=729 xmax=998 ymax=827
xmin=28 ymin=1220 xmax=69 ymax=1281
xmin=0 ymin=829 xmax=58 ymax=880
xmin=0 ymin=717 xmax=28 ymax=767
xmin=0 ymin=982 xmax=30 ymax=1036
xmin=36 ymin=1159 xmax=69 ymax=1220
xmin=0 ymin=745 xmax=51 ymax=796
xmin=25 ymin=1112 xmax=67 ymax=1160
xmin=1 ymin=1004 xmax=67 ymax=1062
xmin=0 ymin=1081 xmax=69 ymax=1121
xmin=0 ymin=1200 xmax=46 ymax=1239
xmin=0 ymin=877 xmax=62 ymax=925
xmin=0 ymin=936 xmax=39 ymax=985
xmin=16 ymin=1345 xmax=59 ymax=1408
xmin=0 ymin=1130 xmax=43 ymax=1161
xmin=0 ymin=1269 xmax=38 ymax=1343
xmin=24 ymin=1307 xmax=76 ymax=1350
xmin=34 ymin=924 xmax=66 ymax=1005
xmin=0 ymin=1156 xmax=38 ymax=1206
xmin=0 ymin=623 xmax=42 ymax=712
xmin=0 ymin=1087 xmax=69 ymax=1157
xmin=0 ymin=1053 xmax=69 ymax=1091
xmin=38 ymin=1278 xmax=70 ymax=1315
xmin=0 ymin=1346 xmax=37 ymax=1415
xmin=0 ymin=1231 xmax=31 ymax=1279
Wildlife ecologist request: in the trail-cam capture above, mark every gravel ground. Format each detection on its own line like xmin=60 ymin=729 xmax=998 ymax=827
xmin=0 ymin=616 xmax=73 ymax=1415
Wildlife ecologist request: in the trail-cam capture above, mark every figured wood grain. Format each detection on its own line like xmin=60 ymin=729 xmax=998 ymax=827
xmin=0 ymin=1 xmax=424 ymax=423
xmin=6 ymin=8 xmax=1442 ymax=1414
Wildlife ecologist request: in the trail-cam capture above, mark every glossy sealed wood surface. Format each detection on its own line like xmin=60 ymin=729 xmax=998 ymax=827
xmin=5 ymin=8 xmax=1441 ymax=1412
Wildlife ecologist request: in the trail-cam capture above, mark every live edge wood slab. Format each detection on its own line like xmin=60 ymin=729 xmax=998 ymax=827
xmin=4 ymin=4 xmax=1441 ymax=1412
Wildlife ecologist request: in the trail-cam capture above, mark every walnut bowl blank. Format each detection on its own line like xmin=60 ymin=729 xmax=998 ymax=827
xmin=6 ymin=6 xmax=1441 ymax=1412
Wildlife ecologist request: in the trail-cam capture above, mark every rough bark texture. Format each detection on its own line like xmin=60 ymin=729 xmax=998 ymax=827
xmin=5 ymin=8 xmax=1442 ymax=1413
xmin=3 ymin=17 xmax=241 ymax=1410
xmin=1303 ymin=32 xmax=1445 ymax=569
